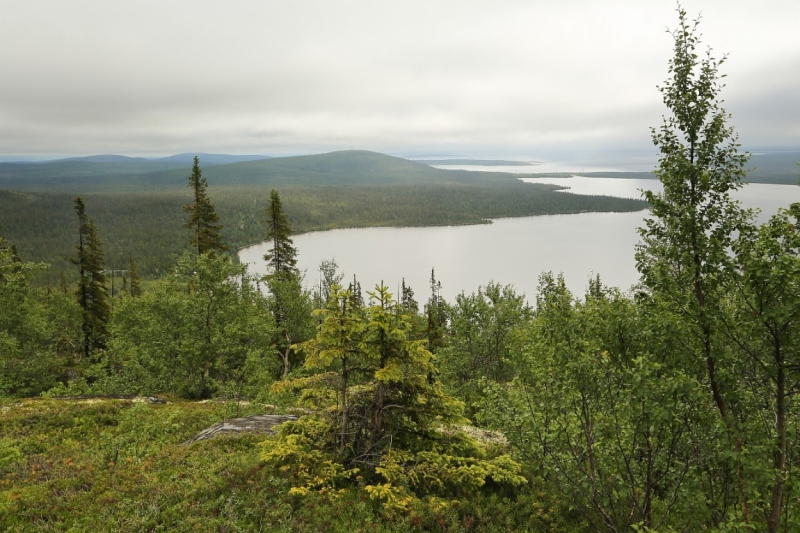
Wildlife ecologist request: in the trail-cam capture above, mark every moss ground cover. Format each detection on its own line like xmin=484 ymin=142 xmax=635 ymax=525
xmin=0 ymin=398 xmax=579 ymax=532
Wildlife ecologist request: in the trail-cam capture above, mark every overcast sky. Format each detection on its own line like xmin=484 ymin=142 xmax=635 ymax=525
xmin=1 ymin=0 xmax=798 ymax=162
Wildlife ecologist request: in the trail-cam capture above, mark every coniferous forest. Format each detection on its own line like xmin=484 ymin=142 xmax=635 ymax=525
xmin=0 ymin=154 xmax=647 ymax=285
xmin=2 ymin=11 xmax=800 ymax=532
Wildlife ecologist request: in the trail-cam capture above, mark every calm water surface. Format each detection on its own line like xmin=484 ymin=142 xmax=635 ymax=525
xmin=239 ymin=177 xmax=800 ymax=302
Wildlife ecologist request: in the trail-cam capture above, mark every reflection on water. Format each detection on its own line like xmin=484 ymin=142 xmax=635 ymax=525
xmin=521 ymin=176 xmax=658 ymax=199
xmin=427 ymin=150 xmax=659 ymax=174
xmin=521 ymin=176 xmax=800 ymax=224
xmin=239 ymin=178 xmax=800 ymax=302
xmin=240 ymin=212 xmax=648 ymax=303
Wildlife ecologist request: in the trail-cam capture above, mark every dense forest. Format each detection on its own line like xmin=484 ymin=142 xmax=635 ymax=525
xmin=2 ymin=10 xmax=800 ymax=532
xmin=0 ymin=151 xmax=647 ymax=285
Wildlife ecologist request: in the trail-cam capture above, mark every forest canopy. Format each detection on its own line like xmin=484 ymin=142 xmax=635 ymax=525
xmin=0 ymin=151 xmax=647 ymax=284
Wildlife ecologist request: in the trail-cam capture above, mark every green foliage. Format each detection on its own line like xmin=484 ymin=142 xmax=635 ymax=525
xmin=261 ymin=188 xmax=314 ymax=380
xmin=71 ymin=197 xmax=110 ymax=360
xmin=425 ymin=268 xmax=447 ymax=352
xmin=438 ymin=282 xmax=530 ymax=417
xmin=313 ymin=257 xmax=345 ymax=308
xmin=264 ymin=284 xmax=527 ymax=518
xmin=631 ymin=9 xmax=800 ymax=530
xmin=0 ymin=234 xmax=80 ymax=397
xmin=183 ymin=156 xmax=227 ymax=255
xmin=0 ymin=438 xmax=23 ymax=473
xmin=0 ymin=169 xmax=647 ymax=286
xmin=264 ymin=189 xmax=298 ymax=276
xmin=261 ymin=416 xmax=360 ymax=497
xmin=290 ymin=283 xmax=469 ymax=454
xmin=102 ymin=253 xmax=275 ymax=399
xmin=0 ymin=189 xmax=194 ymax=284
xmin=2 ymin=398 xmax=561 ymax=532
xmin=266 ymin=272 xmax=315 ymax=380
xmin=483 ymin=273 xmax=713 ymax=531
xmin=0 ymin=399 xmax=274 ymax=532
xmin=366 ymin=448 xmax=526 ymax=515
xmin=127 ymin=254 xmax=142 ymax=297
xmin=725 ymin=203 xmax=800 ymax=531
xmin=5 ymin=13 xmax=800 ymax=532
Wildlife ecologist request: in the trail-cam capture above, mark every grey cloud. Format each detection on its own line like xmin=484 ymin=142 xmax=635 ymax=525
xmin=0 ymin=0 xmax=798 ymax=157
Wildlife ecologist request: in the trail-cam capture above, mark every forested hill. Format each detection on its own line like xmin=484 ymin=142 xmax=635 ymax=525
xmin=4 ymin=150 xmax=794 ymax=191
xmin=0 ymin=150 xmax=536 ymax=192
xmin=0 ymin=149 xmax=648 ymax=284
xmin=745 ymin=151 xmax=800 ymax=184
xmin=141 ymin=150 xmax=530 ymax=190
xmin=0 ymin=153 xmax=272 ymax=191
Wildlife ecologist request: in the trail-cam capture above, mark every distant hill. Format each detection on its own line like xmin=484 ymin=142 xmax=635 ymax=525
xmin=415 ymin=159 xmax=541 ymax=166
xmin=0 ymin=149 xmax=652 ymax=284
xmin=151 ymin=153 xmax=271 ymax=165
xmin=48 ymin=153 xmax=270 ymax=165
xmin=2 ymin=149 xmax=794 ymax=193
xmin=0 ymin=150 xmax=532 ymax=192
xmin=747 ymin=152 xmax=800 ymax=184
xmin=57 ymin=154 xmax=152 ymax=163
xmin=0 ymin=153 xmax=271 ymax=191
xmin=187 ymin=150 xmax=523 ymax=187
xmin=0 ymin=160 xmax=187 ymax=186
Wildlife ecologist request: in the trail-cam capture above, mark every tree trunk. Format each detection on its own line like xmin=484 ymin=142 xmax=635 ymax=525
xmin=281 ymin=330 xmax=293 ymax=380
xmin=341 ymin=356 xmax=348 ymax=450
xmin=372 ymin=329 xmax=387 ymax=447
xmin=768 ymin=355 xmax=786 ymax=533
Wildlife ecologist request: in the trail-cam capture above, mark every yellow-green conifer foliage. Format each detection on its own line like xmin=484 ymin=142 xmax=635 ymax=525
xmin=262 ymin=283 xmax=525 ymax=515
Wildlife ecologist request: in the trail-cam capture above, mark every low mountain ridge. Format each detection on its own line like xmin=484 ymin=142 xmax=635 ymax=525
xmin=151 ymin=153 xmax=271 ymax=165
xmin=1 ymin=149 xmax=795 ymax=192
xmin=57 ymin=155 xmax=151 ymax=163
xmin=193 ymin=150 xmax=518 ymax=187
xmin=0 ymin=150 xmax=529 ymax=192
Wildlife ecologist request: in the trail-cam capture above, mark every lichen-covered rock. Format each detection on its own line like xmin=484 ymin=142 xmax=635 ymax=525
xmin=184 ymin=414 xmax=298 ymax=444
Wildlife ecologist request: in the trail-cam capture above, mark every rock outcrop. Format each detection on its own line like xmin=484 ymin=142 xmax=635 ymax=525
xmin=184 ymin=414 xmax=298 ymax=444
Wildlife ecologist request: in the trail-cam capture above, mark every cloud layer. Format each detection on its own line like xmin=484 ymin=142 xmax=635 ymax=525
xmin=1 ymin=0 xmax=798 ymax=160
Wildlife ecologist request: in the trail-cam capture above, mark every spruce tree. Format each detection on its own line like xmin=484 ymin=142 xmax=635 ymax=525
xmin=183 ymin=156 xmax=227 ymax=255
xmin=71 ymin=197 xmax=110 ymax=360
xmin=425 ymin=268 xmax=445 ymax=352
xmin=58 ymin=272 xmax=69 ymax=295
xmin=400 ymin=278 xmax=418 ymax=314
xmin=348 ymin=274 xmax=364 ymax=308
xmin=128 ymin=255 xmax=142 ymax=297
xmin=263 ymin=189 xmax=298 ymax=277
xmin=263 ymin=189 xmax=311 ymax=378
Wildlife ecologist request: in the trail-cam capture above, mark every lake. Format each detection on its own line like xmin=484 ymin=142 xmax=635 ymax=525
xmin=239 ymin=177 xmax=800 ymax=303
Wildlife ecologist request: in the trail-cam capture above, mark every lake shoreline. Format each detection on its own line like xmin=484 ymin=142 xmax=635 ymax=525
xmin=240 ymin=179 xmax=800 ymax=302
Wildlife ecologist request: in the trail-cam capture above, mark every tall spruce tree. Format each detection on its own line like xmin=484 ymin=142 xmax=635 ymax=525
xmin=348 ymin=274 xmax=364 ymax=308
xmin=263 ymin=189 xmax=311 ymax=378
xmin=183 ymin=156 xmax=227 ymax=255
xmin=263 ymin=189 xmax=298 ymax=277
xmin=128 ymin=255 xmax=142 ymax=297
xmin=425 ymin=268 xmax=446 ymax=352
xmin=71 ymin=197 xmax=109 ymax=360
xmin=400 ymin=278 xmax=418 ymax=315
